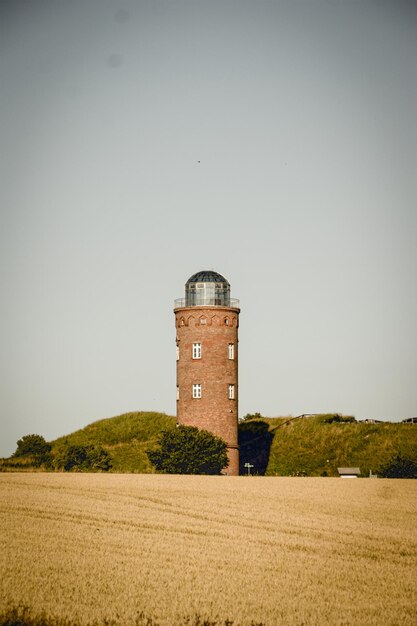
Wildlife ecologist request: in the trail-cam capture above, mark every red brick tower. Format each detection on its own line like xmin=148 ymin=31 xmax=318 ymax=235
xmin=174 ymin=271 xmax=240 ymax=475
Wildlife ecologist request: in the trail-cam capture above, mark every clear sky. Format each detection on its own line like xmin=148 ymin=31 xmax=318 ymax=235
xmin=1 ymin=0 xmax=416 ymax=457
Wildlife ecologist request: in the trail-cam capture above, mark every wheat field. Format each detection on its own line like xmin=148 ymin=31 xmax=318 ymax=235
xmin=0 ymin=474 xmax=416 ymax=625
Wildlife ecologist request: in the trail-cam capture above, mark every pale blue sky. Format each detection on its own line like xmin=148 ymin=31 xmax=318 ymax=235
xmin=1 ymin=0 xmax=416 ymax=457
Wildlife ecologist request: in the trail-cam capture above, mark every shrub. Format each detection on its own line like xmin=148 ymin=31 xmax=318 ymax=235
xmin=54 ymin=445 xmax=112 ymax=472
xmin=379 ymin=454 xmax=417 ymax=479
xmin=12 ymin=434 xmax=52 ymax=468
xmin=13 ymin=434 xmax=51 ymax=458
xmin=322 ymin=414 xmax=356 ymax=424
xmin=241 ymin=412 xmax=262 ymax=422
xmin=146 ymin=425 xmax=228 ymax=475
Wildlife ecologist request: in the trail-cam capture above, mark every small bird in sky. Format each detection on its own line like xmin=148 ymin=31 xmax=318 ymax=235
xmin=197 ymin=160 xmax=200 ymax=163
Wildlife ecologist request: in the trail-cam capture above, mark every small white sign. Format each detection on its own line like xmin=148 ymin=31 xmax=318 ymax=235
xmin=244 ymin=462 xmax=254 ymax=475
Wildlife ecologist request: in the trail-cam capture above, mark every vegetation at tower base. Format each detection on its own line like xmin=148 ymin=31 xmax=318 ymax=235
xmin=146 ymin=425 xmax=229 ymax=475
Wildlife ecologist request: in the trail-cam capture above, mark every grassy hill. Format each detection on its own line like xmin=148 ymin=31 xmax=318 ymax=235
xmin=45 ymin=412 xmax=417 ymax=475
xmin=2 ymin=411 xmax=416 ymax=475
xmin=239 ymin=414 xmax=417 ymax=477
xmin=52 ymin=411 xmax=176 ymax=472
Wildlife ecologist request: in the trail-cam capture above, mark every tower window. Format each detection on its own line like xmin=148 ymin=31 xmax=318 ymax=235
xmin=228 ymin=343 xmax=234 ymax=360
xmin=224 ymin=318 xmax=229 ymax=325
xmin=192 ymin=384 xmax=202 ymax=399
xmin=200 ymin=317 xmax=206 ymax=325
xmin=192 ymin=343 xmax=201 ymax=359
xmin=176 ymin=386 xmax=179 ymax=400
xmin=176 ymin=345 xmax=180 ymax=361
xmin=228 ymin=384 xmax=235 ymax=400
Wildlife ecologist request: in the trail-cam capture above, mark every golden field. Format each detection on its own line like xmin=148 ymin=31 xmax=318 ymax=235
xmin=0 ymin=474 xmax=416 ymax=626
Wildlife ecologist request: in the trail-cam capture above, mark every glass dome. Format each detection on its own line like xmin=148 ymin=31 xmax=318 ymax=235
xmin=186 ymin=270 xmax=229 ymax=284
xmin=185 ymin=270 xmax=230 ymax=306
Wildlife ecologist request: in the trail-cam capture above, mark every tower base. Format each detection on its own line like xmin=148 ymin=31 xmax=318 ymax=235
xmin=225 ymin=446 xmax=239 ymax=476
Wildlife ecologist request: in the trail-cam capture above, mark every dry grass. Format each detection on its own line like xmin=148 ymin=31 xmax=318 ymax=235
xmin=0 ymin=474 xmax=416 ymax=625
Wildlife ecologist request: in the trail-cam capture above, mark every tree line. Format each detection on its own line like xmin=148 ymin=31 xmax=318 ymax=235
xmin=9 ymin=427 xmax=417 ymax=477
xmin=12 ymin=434 xmax=112 ymax=472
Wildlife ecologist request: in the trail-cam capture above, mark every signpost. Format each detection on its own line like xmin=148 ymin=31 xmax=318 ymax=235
xmin=244 ymin=462 xmax=254 ymax=476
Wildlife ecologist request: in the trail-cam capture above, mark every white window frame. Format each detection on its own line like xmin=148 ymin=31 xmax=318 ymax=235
xmin=228 ymin=343 xmax=235 ymax=360
xmin=192 ymin=384 xmax=202 ymax=399
xmin=176 ymin=345 xmax=179 ymax=361
xmin=176 ymin=386 xmax=179 ymax=400
xmin=228 ymin=384 xmax=235 ymax=400
xmin=192 ymin=343 xmax=201 ymax=359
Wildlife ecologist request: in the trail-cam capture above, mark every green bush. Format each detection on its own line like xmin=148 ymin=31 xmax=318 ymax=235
xmin=53 ymin=445 xmax=112 ymax=472
xmin=322 ymin=414 xmax=356 ymax=424
xmin=13 ymin=434 xmax=51 ymax=458
xmin=379 ymin=454 xmax=417 ymax=478
xmin=11 ymin=434 xmax=52 ymax=469
xmin=147 ymin=425 xmax=228 ymax=475
xmin=241 ymin=412 xmax=262 ymax=421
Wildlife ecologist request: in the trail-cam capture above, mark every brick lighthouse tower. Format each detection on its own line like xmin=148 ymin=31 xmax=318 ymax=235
xmin=174 ymin=271 xmax=240 ymax=475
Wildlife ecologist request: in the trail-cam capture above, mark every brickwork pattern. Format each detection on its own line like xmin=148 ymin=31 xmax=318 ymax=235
xmin=174 ymin=306 xmax=240 ymax=475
